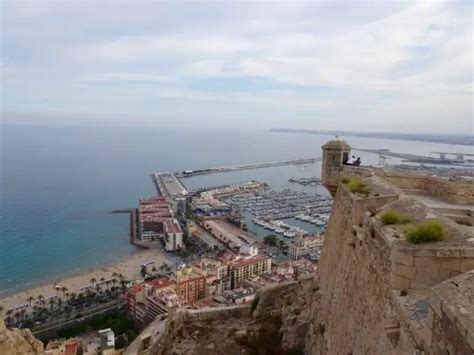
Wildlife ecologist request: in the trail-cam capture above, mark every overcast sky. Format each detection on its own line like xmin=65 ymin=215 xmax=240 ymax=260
xmin=1 ymin=0 xmax=472 ymax=133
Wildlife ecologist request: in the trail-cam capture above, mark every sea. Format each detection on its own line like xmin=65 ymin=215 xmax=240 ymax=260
xmin=1 ymin=124 xmax=472 ymax=296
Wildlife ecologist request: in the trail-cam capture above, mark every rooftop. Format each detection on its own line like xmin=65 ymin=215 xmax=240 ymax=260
xmin=163 ymin=218 xmax=183 ymax=234
xmin=228 ymin=254 xmax=270 ymax=268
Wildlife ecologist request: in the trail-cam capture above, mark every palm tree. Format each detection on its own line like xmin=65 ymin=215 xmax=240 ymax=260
xmin=57 ymin=298 xmax=63 ymax=312
xmin=90 ymin=277 xmax=97 ymax=286
xmin=0 ymin=306 xmax=3 ymax=318
xmin=5 ymin=309 xmax=13 ymax=325
xmin=13 ymin=312 xmax=20 ymax=324
xmin=95 ymin=284 xmax=102 ymax=296
xmin=61 ymin=287 xmax=68 ymax=299
xmin=105 ymin=279 xmax=111 ymax=291
xmin=37 ymin=294 xmax=45 ymax=305
xmin=120 ymin=280 xmax=127 ymax=294
xmin=111 ymin=278 xmax=117 ymax=289
xmin=26 ymin=296 xmax=35 ymax=307
xmin=19 ymin=309 xmax=26 ymax=321
xmin=49 ymin=298 xmax=55 ymax=313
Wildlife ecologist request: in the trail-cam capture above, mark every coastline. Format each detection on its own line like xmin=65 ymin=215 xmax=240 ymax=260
xmin=0 ymin=248 xmax=169 ymax=314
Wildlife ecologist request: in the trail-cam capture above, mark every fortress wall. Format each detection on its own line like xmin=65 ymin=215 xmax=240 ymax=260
xmin=429 ymin=270 xmax=474 ymax=354
xmin=390 ymin=244 xmax=474 ymax=291
xmin=308 ymin=185 xmax=417 ymax=354
xmin=382 ymin=172 xmax=474 ymax=205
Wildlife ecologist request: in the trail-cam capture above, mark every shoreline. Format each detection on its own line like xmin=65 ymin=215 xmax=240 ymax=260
xmin=0 ymin=248 xmax=141 ymax=299
xmin=0 ymin=248 xmax=169 ymax=314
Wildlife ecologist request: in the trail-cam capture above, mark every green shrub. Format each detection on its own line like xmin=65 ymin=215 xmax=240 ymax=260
xmin=346 ymin=177 xmax=369 ymax=196
xmin=380 ymin=210 xmax=412 ymax=225
xmin=341 ymin=176 xmax=350 ymax=184
xmin=404 ymin=220 xmax=447 ymax=244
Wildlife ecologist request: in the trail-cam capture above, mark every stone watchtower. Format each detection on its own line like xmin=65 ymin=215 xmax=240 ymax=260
xmin=321 ymin=137 xmax=351 ymax=196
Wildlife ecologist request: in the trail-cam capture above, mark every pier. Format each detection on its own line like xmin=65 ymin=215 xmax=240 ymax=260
xmin=174 ymin=158 xmax=320 ymax=178
xmin=151 ymin=172 xmax=188 ymax=198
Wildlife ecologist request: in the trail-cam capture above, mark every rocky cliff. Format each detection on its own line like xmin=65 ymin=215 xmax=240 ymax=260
xmin=0 ymin=320 xmax=44 ymax=354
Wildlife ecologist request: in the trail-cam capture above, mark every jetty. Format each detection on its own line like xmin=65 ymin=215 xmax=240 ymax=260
xmin=175 ymin=158 xmax=320 ymax=178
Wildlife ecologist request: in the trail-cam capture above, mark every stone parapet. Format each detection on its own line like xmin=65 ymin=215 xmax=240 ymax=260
xmin=429 ymin=270 xmax=474 ymax=354
xmin=382 ymin=171 xmax=474 ymax=206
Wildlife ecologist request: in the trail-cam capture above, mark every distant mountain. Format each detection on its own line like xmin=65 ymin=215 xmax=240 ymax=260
xmin=269 ymin=128 xmax=474 ymax=146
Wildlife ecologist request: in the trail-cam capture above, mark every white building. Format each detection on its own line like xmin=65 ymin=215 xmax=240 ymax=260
xmin=289 ymin=235 xmax=324 ymax=261
xmin=164 ymin=218 xmax=184 ymax=251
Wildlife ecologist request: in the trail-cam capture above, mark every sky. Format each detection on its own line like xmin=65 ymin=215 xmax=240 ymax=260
xmin=1 ymin=0 xmax=473 ymax=134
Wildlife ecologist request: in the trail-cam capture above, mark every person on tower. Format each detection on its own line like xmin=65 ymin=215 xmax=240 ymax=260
xmin=346 ymin=155 xmax=356 ymax=165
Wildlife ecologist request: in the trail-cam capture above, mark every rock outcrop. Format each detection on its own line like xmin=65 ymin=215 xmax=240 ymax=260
xmin=0 ymin=320 xmax=44 ymax=354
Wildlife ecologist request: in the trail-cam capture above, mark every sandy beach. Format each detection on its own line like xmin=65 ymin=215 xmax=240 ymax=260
xmin=0 ymin=249 xmax=169 ymax=314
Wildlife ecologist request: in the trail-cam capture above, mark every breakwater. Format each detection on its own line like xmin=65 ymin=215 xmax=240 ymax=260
xmin=112 ymin=209 xmax=146 ymax=248
xmin=175 ymin=158 xmax=320 ymax=178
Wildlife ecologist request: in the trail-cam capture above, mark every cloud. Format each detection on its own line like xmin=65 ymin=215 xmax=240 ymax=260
xmin=1 ymin=0 xmax=472 ymax=133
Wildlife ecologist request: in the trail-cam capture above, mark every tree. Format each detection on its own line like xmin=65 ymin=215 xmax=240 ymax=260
xmin=27 ymin=296 xmax=35 ymax=306
xmin=90 ymin=277 xmax=97 ymax=285
xmin=140 ymin=265 xmax=147 ymax=277
xmin=263 ymin=234 xmax=278 ymax=246
xmin=37 ymin=294 xmax=45 ymax=305
xmin=6 ymin=309 xmax=13 ymax=324
xmin=49 ymin=298 xmax=55 ymax=312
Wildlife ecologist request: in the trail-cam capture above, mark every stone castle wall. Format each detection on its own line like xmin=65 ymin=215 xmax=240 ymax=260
xmin=304 ymin=185 xmax=418 ymax=354
xmin=382 ymin=171 xmax=474 ymax=205
xmin=309 ymin=163 xmax=474 ymax=354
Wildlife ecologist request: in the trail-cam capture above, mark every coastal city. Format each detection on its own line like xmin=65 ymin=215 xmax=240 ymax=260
xmin=1 ymin=159 xmax=331 ymax=353
xmin=2 ymin=1 xmax=473 ymax=354
xmin=1 ymin=137 xmax=473 ymax=354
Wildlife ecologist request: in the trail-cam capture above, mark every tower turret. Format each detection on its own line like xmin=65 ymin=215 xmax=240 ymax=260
xmin=321 ymin=137 xmax=351 ymax=196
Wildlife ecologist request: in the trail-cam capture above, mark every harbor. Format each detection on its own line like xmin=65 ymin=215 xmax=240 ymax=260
xmin=224 ymin=189 xmax=332 ymax=220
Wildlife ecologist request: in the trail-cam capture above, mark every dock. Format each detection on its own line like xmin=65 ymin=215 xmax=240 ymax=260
xmin=151 ymin=172 xmax=188 ymax=198
xmin=175 ymin=158 xmax=320 ymax=178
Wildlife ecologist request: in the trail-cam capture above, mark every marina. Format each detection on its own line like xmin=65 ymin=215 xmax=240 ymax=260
xmin=224 ymin=189 xmax=332 ymax=220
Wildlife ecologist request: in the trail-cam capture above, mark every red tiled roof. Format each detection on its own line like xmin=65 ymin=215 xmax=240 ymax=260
xmin=140 ymin=213 xmax=172 ymax=222
xmin=139 ymin=196 xmax=169 ymax=204
xmin=65 ymin=342 xmax=78 ymax=355
xmin=229 ymin=254 xmax=269 ymax=268
xmin=139 ymin=204 xmax=170 ymax=213
xmin=147 ymin=277 xmax=176 ymax=290
xmin=163 ymin=219 xmax=182 ymax=234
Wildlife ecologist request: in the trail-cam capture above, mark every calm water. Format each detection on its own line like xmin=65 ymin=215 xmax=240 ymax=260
xmin=0 ymin=124 xmax=471 ymax=295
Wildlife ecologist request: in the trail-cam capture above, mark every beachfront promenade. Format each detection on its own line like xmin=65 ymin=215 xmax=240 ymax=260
xmin=0 ymin=250 xmax=170 ymax=325
xmin=32 ymin=299 xmax=125 ymax=338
